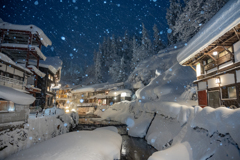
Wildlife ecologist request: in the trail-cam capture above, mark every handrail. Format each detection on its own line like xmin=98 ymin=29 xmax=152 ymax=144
xmin=0 ymin=75 xmax=26 ymax=89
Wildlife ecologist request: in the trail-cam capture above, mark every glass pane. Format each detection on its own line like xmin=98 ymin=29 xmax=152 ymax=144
xmin=0 ymin=101 xmax=8 ymax=112
xmin=8 ymin=101 xmax=15 ymax=112
xmin=228 ymin=86 xmax=236 ymax=98
xmin=208 ymin=91 xmax=220 ymax=108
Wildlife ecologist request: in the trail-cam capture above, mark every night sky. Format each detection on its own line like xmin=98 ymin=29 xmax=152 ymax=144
xmin=0 ymin=0 xmax=169 ymax=67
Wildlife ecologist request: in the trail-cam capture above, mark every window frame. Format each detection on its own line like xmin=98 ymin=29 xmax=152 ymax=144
xmin=0 ymin=100 xmax=16 ymax=112
xmin=221 ymin=85 xmax=237 ymax=100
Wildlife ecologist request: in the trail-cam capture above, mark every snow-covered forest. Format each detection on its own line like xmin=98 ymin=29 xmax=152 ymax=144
xmin=68 ymin=0 xmax=230 ymax=86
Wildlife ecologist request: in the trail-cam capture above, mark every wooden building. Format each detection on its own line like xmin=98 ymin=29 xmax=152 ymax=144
xmin=0 ymin=21 xmax=52 ymax=107
xmin=177 ymin=1 xmax=240 ymax=108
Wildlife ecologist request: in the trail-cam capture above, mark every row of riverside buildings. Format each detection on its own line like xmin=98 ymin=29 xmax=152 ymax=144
xmin=0 ymin=19 xmax=62 ymax=126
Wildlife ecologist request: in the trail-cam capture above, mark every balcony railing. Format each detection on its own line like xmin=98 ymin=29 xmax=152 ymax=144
xmin=0 ymin=75 xmax=26 ymax=90
xmin=204 ymin=53 xmax=232 ymax=71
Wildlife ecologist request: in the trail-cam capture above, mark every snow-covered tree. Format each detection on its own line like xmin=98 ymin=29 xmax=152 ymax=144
xmin=141 ymin=23 xmax=152 ymax=51
xmin=95 ymin=44 xmax=103 ymax=83
xmin=153 ymin=24 xmax=164 ymax=53
xmin=109 ymin=59 xmax=120 ymax=82
xmin=167 ymin=0 xmax=228 ymax=43
xmin=166 ymin=0 xmax=182 ymax=45
xmin=117 ymin=56 xmax=126 ymax=82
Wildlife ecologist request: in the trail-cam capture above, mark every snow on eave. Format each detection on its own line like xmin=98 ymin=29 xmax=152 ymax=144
xmin=177 ymin=0 xmax=240 ymax=65
xmin=108 ymin=89 xmax=132 ymax=96
xmin=0 ymin=22 xmax=52 ymax=47
xmin=0 ymin=52 xmax=32 ymax=74
xmin=0 ymin=43 xmax=47 ymax=61
xmin=0 ymin=85 xmax=35 ymax=105
xmin=27 ymin=65 xmax=46 ymax=78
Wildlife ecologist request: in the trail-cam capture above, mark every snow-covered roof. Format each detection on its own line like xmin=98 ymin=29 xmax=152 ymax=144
xmin=177 ymin=0 xmax=240 ymax=65
xmin=0 ymin=52 xmax=32 ymax=74
xmin=1 ymin=43 xmax=46 ymax=61
xmin=39 ymin=57 xmax=62 ymax=71
xmin=17 ymin=57 xmax=62 ymax=74
xmin=0 ymin=85 xmax=35 ymax=105
xmin=27 ymin=65 xmax=46 ymax=78
xmin=72 ymin=82 xmax=124 ymax=93
xmin=25 ymin=85 xmax=41 ymax=91
xmin=108 ymin=89 xmax=132 ymax=96
xmin=0 ymin=21 xmax=52 ymax=47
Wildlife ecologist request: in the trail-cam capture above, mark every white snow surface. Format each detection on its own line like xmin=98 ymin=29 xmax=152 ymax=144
xmin=0 ymin=85 xmax=35 ymax=105
xmin=26 ymin=65 xmax=46 ymax=77
xmin=0 ymin=21 xmax=52 ymax=47
xmin=130 ymin=44 xmax=196 ymax=102
xmin=0 ymin=43 xmax=46 ymax=60
xmin=72 ymin=82 xmax=124 ymax=93
xmin=108 ymin=89 xmax=132 ymax=96
xmin=177 ymin=0 xmax=240 ymax=65
xmin=95 ymin=100 xmax=240 ymax=160
xmin=0 ymin=52 xmax=32 ymax=74
xmin=0 ymin=112 xmax=76 ymax=159
xmin=5 ymin=127 xmax=122 ymax=160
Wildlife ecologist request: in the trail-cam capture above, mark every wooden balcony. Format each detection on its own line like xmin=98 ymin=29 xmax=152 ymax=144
xmin=0 ymin=75 xmax=26 ymax=90
xmin=204 ymin=53 xmax=232 ymax=71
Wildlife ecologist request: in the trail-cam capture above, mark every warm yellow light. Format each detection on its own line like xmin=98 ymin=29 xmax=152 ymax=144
xmin=66 ymin=109 xmax=69 ymax=113
xmin=71 ymin=109 xmax=76 ymax=112
xmin=213 ymin=51 xmax=218 ymax=56
xmin=215 ymin=78 xmax=221 ymax=84
xmin=196 ymin=63 xmax=201 ymax=77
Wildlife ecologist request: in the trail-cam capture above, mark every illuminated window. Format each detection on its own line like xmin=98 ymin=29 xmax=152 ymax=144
xmin=222 ymin=86 xmax=237 ymax=99
xmin=47 ymin=86 xmax=50 ymax=92
xmin=0 ymin=101 xmax=15 ymax=112
xmin=196 ymin=63 xmax=201 ymax=77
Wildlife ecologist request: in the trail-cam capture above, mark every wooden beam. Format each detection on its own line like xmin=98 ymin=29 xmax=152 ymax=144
xmin=204 ymin=52 xmax=217 ymax=61
xmin=233 ymin=27 xmax=240 ymax=40
xmin=190 ymin=65 xmax=196 ymax=72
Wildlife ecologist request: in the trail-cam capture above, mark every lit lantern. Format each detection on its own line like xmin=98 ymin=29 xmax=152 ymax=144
xmin=213 ymin=51 xmax=218 ymax=56
xmin=215 ymin=77 xmax=221 ymax=84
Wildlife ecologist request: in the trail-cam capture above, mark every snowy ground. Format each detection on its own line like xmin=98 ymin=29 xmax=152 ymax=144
xmin=5 ymin=126 xmax=122 ymax=160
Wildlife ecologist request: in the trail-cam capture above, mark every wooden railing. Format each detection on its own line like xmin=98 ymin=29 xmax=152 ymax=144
xmin=0 ymin=75 xmax=26 ymax=90
xmin=204 ymin=53 xmax=232 ymax=71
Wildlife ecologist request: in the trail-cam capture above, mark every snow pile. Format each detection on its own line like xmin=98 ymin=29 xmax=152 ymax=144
xmin=0 ymin=85 xmax=35 ymax=105
xmin=147 ymin=106 xmax=240 ymax=160
xmin=126 ymin=44 xmax=196 ymax=102
xmin=44 ymin=107 xmax=65 ymax=116
xmin=95 ymin=101 xmax=154 ymax=138
xmin=5 ymin=127 xmax=122 ymax=160
xmin=0 ymin=113 xmax=76 ymax=159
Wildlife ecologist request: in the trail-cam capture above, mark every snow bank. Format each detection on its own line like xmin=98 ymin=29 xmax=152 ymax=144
xmin=0 ymin=85 xmax=35 ymax=105
xmin=5 ymin=127 xmax=122 ymax=160
xmin=147 ymin=105 xmax=240 ymax=160
xmin=0 ymin=113 xmax=76 ymax=159
xmin=127 ymin=44 xmax=196 ymax=102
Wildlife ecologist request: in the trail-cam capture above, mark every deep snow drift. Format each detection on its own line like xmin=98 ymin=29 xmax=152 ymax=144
xmin=5 ymin=127 xmax=122 ymax=160
xmin=0 ymin=110 xmax=78 ymax=159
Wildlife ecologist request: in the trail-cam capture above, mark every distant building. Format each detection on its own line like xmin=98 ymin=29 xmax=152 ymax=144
xmin=177 ymin=1 xmax=240 ymax=108
xmin=71 ymin=82 xmax=132 ymax=114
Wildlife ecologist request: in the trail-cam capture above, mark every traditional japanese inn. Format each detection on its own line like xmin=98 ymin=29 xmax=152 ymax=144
xmin=177 ymin=3 xmax=240 ymax=108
